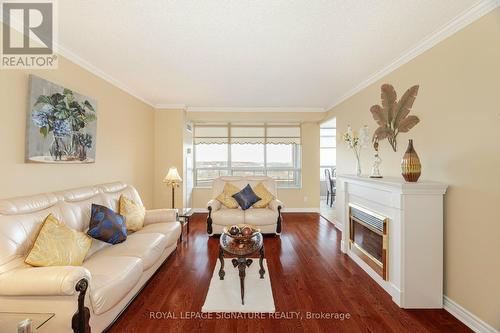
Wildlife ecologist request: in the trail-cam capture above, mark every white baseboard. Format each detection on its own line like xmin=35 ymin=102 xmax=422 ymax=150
xmin=319 ymin=214 xmax=343 ymax=230
xmin=191 ymin=208 xmax=209 ymax=213
xmin=282 ymin=208 xmax=320 ymax=213
xmin=444 ymin=296 xmax=499 ymax=333
xmin=332 ymin=219 xmax=343 ymax=231
xmin=190 ymin=208 xmax=320 ymax=213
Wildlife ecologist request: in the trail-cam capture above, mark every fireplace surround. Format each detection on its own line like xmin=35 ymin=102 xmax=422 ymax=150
xmin=337 ymin=175 xmax=447 ymax=308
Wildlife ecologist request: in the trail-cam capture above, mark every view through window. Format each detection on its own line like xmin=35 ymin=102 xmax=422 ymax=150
xmin=194 ymin=124 xmax=301 ymax=188
xmin=320 ymin=118 xmax=336 ymax=180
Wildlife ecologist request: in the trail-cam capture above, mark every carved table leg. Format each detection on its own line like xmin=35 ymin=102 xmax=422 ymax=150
xmin=259 ymin=246 xmax=266 ymax=279
xmin=239 ymin=261 xmax=245 ymax=305
xmin=232 ymin=258 xmax=253 ymax=305
xmin=218 ymin=246 xmax=225 ymax=280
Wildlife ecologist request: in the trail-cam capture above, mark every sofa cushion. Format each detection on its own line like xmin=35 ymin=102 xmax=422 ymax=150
xmin=216 ymin=183 xmax=240 ymax=209
xmin=135 ymin=222 xmax=181 ymax=247
xmin=232 ymin=184 xmax=261 ymax=210
xmin=244 ymin=209 xmax=278 ymax=226
xmin=83 ymin=256 xmax=142 ymax=315
xmin=252 ymin=182 xmax=275 ymax=208
xmin=87 ymin=204 xmax=127 ymax=245
xmin=211 ymin=208 xmax=244 ymax=226
xmin=119 ymin=195 xmax=145 ymax=232
xmin=91 ymin=233 xmax=167 ymax=270
xmin=25 ymin=214 xmax=92 ymax=267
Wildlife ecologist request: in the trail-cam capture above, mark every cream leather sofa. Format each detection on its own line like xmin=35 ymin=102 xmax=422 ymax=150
xmin=0 ymin=182 xmax=181 ymax=333
xmin=207 ymin=176 xmax=283 ymax=235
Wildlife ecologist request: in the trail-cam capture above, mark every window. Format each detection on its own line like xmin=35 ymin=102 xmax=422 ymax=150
xmin=194 ymin=124 xmax=301 ymax=188
xmin=320 ymin=118 xmax=336 ymax=180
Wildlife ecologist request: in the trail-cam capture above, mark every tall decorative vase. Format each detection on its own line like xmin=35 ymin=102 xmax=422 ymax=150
xmin=401 ymin=139 xmax=421 ymax=182
xmin=355 ymin=151 xmax=362 ymax=176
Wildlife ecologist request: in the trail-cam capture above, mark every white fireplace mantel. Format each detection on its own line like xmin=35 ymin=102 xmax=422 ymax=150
xmin=336 ymin=174 xmax=448 ymax=308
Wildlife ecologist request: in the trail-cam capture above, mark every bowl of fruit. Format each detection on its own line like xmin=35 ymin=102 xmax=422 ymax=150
xmin=223 ymin=224 xmax=260 ymax=242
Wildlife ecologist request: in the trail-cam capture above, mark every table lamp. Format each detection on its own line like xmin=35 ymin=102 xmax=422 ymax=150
xmin=163 ymin=167 xmax=182 ymax=208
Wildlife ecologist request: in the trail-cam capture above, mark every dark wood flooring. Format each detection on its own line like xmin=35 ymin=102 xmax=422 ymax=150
xmin=108 ymin=213 xmax=471 ymax=333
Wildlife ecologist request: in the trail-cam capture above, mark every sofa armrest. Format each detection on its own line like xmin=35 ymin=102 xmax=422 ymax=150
xmin=207 ymin=199 xmax=221 ymax=212
xmin=144 ymin=208 xmax=177 ymax=225
xmin=0 ymin=266 xmax=91 ymax=296
xmin=269 ymin=199 xmax=284 ymax=212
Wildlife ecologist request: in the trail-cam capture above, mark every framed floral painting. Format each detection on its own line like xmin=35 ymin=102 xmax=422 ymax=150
xmin=26 ymin=75 xmax=97 ymax=163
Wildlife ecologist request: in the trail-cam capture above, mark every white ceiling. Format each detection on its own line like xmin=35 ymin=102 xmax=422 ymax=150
xmin=57 ymin=0 xmax=488 ymax=109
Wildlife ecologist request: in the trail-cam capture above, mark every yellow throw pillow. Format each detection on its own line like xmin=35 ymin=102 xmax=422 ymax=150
xmin=25 ymin=214 xmax=92 ymax=267
xmin=119 ymin=195 xmax=146 ymax=232
xmin=252 ymin=182 xmax=275 ymax=208
xmin=216 ymin=183 xmax=240 ymax=208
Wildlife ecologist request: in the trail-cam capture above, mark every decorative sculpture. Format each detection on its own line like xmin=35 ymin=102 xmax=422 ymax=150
xmin=370 ymin=139 xmax=383 ymax=178
xmin=371 ymin=84 xmax=420 ymax=152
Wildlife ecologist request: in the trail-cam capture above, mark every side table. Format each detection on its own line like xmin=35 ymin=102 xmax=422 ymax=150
xmin=218 ymin=232 xmax=265 ymax=305
xmin=177 ymin=208 xmax=192 ymax=241
xmin=0 ymin=312 xmax=54 ymax=332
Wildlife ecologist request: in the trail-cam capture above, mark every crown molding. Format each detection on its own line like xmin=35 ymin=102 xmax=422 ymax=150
xmin=186 ymin=107 xmax=325 ymax=113
xmin=56 ymin=45 xmax=156 ymax=107
xmin=155 ymin=104 xmax=187 ymax=110
xmin=325 ymin=0 xmax=500 ymax=112
xmin=4 ymin=1 xmax=498 ymax=111
xmin=0 ymin=16 xmax=157 ymax=107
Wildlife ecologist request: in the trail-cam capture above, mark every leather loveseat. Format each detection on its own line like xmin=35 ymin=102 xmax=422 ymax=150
xmin=206 ymin=176 xmax=284 ymax=235
xmin=0 ymin=182 xmax=181 ymax=333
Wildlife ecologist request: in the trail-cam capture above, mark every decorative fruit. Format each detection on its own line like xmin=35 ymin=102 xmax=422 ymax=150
xmin=241 ymin=226 xmax=253 ymax=237
xmin=229 ymin=225 xmax=240 ymax=235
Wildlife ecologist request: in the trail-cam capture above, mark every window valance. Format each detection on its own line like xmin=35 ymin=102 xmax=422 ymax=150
xmin=194 ymin=124 xmax=301 ymax=145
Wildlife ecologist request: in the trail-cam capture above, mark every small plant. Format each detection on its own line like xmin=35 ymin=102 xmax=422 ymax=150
xmin=343 ymin=125 xmax=370 ymax=176
xmin=370 ymin=84 xmax=420 ymax=152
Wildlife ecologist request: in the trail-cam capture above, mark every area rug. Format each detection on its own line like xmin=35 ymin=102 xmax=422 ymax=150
xmin=202 ymin=259 xmax=275 ymax=313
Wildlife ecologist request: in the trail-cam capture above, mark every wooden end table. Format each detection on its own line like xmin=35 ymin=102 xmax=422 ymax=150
xmin=218 ymin=232 xmax=265 ymax=305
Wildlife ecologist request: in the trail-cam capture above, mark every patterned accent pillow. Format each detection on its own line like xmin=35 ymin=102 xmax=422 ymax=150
xmin=216 ymin=183 xmax=240 ymax=208
xmin=232 ymin=184 xmax=261 ymax=211
xmin=119 ymin=195 xmax=145 ymax=232
xmin=252 ymin=182 xmax=275 ymax=208
xmin=87 ymin=204 xmax=127 ymax=244
xmin=25 ymin=214 xmax=92 ymax=267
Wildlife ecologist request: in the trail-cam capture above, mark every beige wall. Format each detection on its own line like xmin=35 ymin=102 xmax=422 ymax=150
xmin=153 ymin=109 xmax=186 ymax=209
xmin=326 ymin=9 xmax=500 ymax=329
xmin=187 ymin=112 xmax=322 ymax=209
xmin=0 ymin=54 xmax=155 ymax=206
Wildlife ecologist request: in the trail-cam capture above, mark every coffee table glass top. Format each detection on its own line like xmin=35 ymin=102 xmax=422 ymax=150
xmin=220 ymin=232 xmax=263 ymax=256
xmin=0 ymin=312 xmax=54 ymax=332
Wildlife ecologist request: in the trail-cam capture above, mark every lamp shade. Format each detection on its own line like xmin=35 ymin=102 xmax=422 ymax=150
xmin=163 ymin=167 xmax=182 ymax=185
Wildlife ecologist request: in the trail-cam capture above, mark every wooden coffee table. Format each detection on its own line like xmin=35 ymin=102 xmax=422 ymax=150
xmin=218 ymin=232 xmax=265 ymax=305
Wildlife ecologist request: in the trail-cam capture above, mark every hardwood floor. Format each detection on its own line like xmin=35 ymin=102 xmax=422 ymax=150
xmin=108 ymin=213 xmax=471 ymax=333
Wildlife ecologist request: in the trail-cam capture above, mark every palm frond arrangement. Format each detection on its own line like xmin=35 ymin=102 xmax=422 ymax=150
xmin=370 ymin=84 xmax=420 ymax=152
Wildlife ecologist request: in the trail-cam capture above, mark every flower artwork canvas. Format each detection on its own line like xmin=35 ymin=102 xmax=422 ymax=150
xmin=26 ymin=75 xmax=97 ymax=163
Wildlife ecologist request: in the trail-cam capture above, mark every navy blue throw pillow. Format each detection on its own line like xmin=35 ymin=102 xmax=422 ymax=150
xmin=232 ymin=184 xmax=261 ymax=210
xmin=88 ymin=204 xmax=127 ymax=244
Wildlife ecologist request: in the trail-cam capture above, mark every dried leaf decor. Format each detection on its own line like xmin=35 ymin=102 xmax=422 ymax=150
xmin=371 ymin=84 xmax=420 ymax=151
